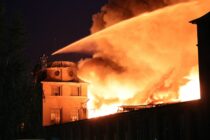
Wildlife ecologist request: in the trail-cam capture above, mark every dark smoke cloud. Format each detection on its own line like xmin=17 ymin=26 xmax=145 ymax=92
xmin=91 ymin=0 xmax=192 ymax=33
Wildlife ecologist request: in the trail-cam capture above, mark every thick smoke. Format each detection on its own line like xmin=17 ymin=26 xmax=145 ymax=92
xmin=91 ymin=0 xmax=192 ymax=33
xmin=53 ymin=0 xmax=209 ymax=115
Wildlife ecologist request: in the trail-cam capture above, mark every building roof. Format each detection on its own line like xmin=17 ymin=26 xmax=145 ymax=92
xmin=48 ymin=61 xmax=76 ymax=68
xmin=190 ymin=12 xmax=210 ymax=24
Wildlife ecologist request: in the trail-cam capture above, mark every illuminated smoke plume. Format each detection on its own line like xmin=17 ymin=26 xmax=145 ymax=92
xmin=90 ymin=0 xmax=192 ymax=33
xmin=53 ymin=0 xmax=209 ymax=117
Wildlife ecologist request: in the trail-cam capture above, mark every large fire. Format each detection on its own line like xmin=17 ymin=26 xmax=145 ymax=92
xmin=53 ymin=1 xmax=209 ymax=118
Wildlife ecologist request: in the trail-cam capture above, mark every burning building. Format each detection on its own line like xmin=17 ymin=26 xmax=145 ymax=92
xmin=42 ymin=1 xmax=210 ymax=139
xmin=41 ymin=61 xmax=88 ymax=126
xmin=52 ymin=0 xmax=207 ymax=118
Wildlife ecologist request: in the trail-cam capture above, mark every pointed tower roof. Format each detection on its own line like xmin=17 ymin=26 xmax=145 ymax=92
xmin=190 ymin=12 xmax=210 ymax=24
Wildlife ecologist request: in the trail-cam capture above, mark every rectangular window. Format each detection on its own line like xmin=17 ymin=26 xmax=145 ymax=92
xmin=51 ymin=86 xmax=61 ymax=96
xmin=50 ymin=108 xmax=62 ymax=124
xmin=70 ymin=108 xmax=79 ymax=121
xmin=70 ymin=86 xmax=81 ymax=96
xmin=78 ymin=86 xmax=81 ymax=96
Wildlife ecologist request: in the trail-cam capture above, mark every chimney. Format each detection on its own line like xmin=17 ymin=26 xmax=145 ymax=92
xmin=190 ymin=12 xmax=210 ymax=110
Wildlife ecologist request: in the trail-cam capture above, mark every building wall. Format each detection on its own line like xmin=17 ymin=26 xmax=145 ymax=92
xmin=42 ymin=82 xmax=88 ymax=126
xmin=44 ymin=101 xmax=202 ymax=140
xmin=43 ymin=13 xmax=210 ymax=139
xmin=42 ymin=82 xmax=87 ymax=96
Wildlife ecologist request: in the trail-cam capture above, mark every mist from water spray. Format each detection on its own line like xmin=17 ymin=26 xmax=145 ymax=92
xmin=53 ymin=0 xmax=209 ymax=117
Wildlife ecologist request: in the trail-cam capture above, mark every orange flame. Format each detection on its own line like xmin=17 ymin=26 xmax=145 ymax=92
xmin=179 ymin=66 xmax=200 ymax=102
xmin=54 ymin=0 xmax=209 ymax=118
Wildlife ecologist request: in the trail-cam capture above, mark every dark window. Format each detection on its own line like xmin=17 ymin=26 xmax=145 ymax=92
xmin=54 ymin=70 xmax=60 ymax=76
xmin=69 ymin=70 xmax=74 ymax=77
xmin=52 ymin=86 xmax=61 ymax=96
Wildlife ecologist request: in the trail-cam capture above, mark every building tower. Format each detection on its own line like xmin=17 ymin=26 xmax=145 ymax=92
xmin=191 ymin=12 xmax=210 ymax=139
xmin=42 ymin=61 xmax=88 ymax=126
xmin=191 ymin=12 xmax=210 ymax=110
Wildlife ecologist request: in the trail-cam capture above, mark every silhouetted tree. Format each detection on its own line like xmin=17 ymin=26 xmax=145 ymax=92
xmin=0 ymin=2 xmax=33 ymax=139
xmin=27 ymin=62 xmax=45 ymax=138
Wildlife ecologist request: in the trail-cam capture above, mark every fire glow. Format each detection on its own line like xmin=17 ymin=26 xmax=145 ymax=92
xmin=53 ymin=1 xmax=210 ymax=118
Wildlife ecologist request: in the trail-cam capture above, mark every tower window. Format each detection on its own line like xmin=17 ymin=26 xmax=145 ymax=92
xmin=70 ymin=86 xmax=81 ymax=96
xmin=69 ymin=70 xmax=74 ymax=77
xmin=51 ymin=86 xmax=61 ymax=96
xmin=50 ymin=108 xmax=62 ymax=124
xmin=54 ymin=70 xmax=60 ymax=76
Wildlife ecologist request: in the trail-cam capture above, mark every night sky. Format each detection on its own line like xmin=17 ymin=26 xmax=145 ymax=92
xmin=7 ymin=0 xmax=107 ymax=68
